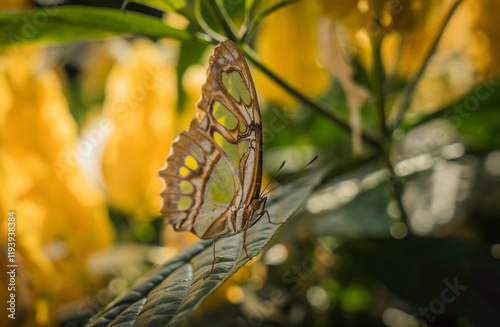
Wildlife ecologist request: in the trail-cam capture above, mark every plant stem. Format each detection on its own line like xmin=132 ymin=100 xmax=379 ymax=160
xmin=391 ymin=0 xmax=463 ymax=130
xmin=242 ymin=44 xmax=382 ymax=150
xmin=242 ymin=0 xmax=300 ymax=43
xmin=372 ymin=36 xmax=388 ymax=138
xmin=241 ymin=0 xmax=262 ymax=40
xmin=206 ymin=0 xmax=239 ymax=41
xmin=369 ymin=14 xmax=409 ymax=225
xmin=193 ymin=0 xmax=225 ymax=43
xmin=383 ymin=151 xmax=408 ymax=224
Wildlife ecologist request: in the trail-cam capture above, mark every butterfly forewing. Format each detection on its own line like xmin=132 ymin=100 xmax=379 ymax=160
xmin=160 ymin=40 xmax=263 ymax=239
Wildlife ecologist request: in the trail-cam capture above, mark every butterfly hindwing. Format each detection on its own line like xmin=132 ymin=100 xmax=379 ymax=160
xmin=160 ymin=40 xmax=263 ymax=239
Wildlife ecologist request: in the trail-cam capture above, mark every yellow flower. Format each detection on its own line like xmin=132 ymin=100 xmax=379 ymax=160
xmin=0 ymin=0 xmax=32 ymax=10
xmin=255 ymin=0 xmax=330 ymax=109
xmin=390 ymin=0 xmax=443 ymax=32
xmin=101 ymin=38 xmax=178 ymax=221
xmin=316 ymin=0 xmax=487 ymax=116
xmin=318 ymin=0 xmax=443 ymax=76
xmin=0 ymin=46 xmax=114 ymax=327
xmin=469 ymin=0 xmax=500 ymax=78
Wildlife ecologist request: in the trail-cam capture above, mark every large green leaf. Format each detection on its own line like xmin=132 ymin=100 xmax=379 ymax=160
xmin=338 ymin=237 xmax=500 ymax=327
xmin=305 ymin=162 xmax=393 ymax=238
xmin=311 ymin=185 xmax=392 ymax=238
xmin=0 ymin=6 xmax=190 ymax=49
xmin=87 ymin=168 xmax=326 ymax=327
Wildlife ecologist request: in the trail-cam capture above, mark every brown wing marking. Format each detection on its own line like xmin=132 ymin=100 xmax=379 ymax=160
xmin=160 ymin=125 xmax=219 ymax=231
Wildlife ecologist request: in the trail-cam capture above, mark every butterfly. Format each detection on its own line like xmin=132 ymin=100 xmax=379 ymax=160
xmin=159 ymin=40 xmax=273 ymax=277
xmin=159 ymin=40 xmax=316 ymax=279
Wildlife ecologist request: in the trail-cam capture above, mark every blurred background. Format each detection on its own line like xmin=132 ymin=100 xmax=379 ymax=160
xmin=1 ymin=0 xmax=500 ymax=326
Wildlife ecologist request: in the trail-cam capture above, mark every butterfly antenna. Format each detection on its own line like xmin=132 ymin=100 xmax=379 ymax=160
xmin=121 ymin=0 xmax=129 ymax=11
xmin=260 ymin=160 xmax=286 ymax=195
xmin=262 ymin=155 xmax=319 ymax=197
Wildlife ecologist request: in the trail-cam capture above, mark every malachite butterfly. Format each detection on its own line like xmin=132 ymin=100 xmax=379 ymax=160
xmin=159 ymin=40 xmax=275 ymax=278
xmin=159 ymin=40 xmax=316 ymax=278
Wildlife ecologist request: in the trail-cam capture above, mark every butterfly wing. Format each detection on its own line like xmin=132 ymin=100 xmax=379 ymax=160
xmin=159 ymin=40 xmax=262 ymax=239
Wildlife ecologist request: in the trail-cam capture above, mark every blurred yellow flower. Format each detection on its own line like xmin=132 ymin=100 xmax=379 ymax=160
xmin=316 ymin=0 xmax=493 ymax=116
xmin=255 ymin=0 xmax=330 ymax=109
xmin=0 ymin=0 xmax=32 ymax=10
xmin=0 ymin=46 xmax=114 ymax=327
xmin=101 ymin=38 xmax=178 ymax=221
xmin=383 ymin=1 xmax=476 ymax=115
xmin=317 ymin=0 xmax=443 ymax=77
xmin=390 ymin=0 xmax=443 ymax=32
xmin=469 ymin=0 xmax=500 ymax=78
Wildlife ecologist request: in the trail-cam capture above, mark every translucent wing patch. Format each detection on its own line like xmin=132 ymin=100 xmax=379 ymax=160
xmin=222 ymin=71 xmax=251 ymax=106
xmin=213 ymin=101 xmax=238 ymax=130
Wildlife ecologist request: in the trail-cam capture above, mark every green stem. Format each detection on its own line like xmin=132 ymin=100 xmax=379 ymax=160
xmin=121 ymin=0 xmax=129 ymax=12
xmin=383 ymin=151 xmax=408 ymax=225
xmin=194 ymin=0 xmax=225 ymax=43
xmin=242 ymin=45 xmax=382 ymax=150
xmin=178 ymin=5 xmax=216 ymax=43
xmin=391 ymin=0 xmax=463 ymax=130
xmin=206 ymin=0 xmax=239 ymax=41
xmin=242 ymin=0 xmax=300 ymax=43
xmin=241 ymin=0 xmax=262 ymax=41
xmin=194 ymin=32 xmax=218 ymax=45
xmin=370 ymin=14 xmax=407 ymax=224
xmin=372 ymin=36 xmax=388 ymax=138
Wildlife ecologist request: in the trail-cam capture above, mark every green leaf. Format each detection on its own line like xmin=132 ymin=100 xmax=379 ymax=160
xmin=311 ymin=185 xmax=392 ymax=238
xmin=0 ymin=6 xmax=191 ymax=49
xmin=88 ymin=168 xmax=326 ymax=327
xmin=245 ymin=0 xmax=257 ymax=13
xmin=128 ymin=0 xmax=186 ymax=12
xmin=338 ymin=237 xmax=500 ymax=327
xmin=402 ymin=78 xmax=500 ymax=150
xmin=306 ymin=162 xmax=393 ymax=238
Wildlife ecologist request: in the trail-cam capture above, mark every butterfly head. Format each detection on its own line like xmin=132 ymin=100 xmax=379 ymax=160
xmin=251 ymin=196 xmax=266 ymax=210
xmin=250 ymin=196 xmax=267 ymax=225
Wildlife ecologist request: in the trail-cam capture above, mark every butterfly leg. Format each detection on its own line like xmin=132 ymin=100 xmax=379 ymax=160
xmin=203 ymin=238 xmax=217 ymax=280
xmin=265 ymin=210 xmax=283 ymax=225
xmin=242 ymin=227 xmax=252 ymax=260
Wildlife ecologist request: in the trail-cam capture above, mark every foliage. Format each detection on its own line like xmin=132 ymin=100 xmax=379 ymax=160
xmin=88 ymin=169 xmax=324 ymax=327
